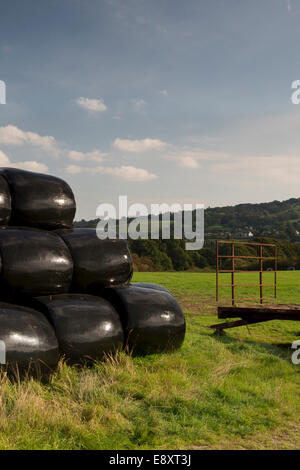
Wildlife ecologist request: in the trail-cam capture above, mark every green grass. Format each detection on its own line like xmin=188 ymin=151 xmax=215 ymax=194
xmin=0 ymin=271 xmax=300 ymax=449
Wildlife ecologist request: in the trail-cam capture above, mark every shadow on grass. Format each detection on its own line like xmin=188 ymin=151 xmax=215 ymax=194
xmin=210 ymin=329 xmax=296 ymax=364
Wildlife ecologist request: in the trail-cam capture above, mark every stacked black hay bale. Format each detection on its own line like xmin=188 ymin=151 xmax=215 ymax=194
xmin=30 ymin=294 xmax=124 ymax=364
xmin=0 ymin=167 xmax=185 ymax=377
xmin=0 ymin=174 xmax=11 ymax=225
xmin=104 ymin=285 xmax=185 ymax=355
xmin=0 ymin=167 xmax=76 ymax=229
xmin=0 ymin=303 xmax=59 ymax=378
xmin=56 ymin=228 xmax=133 ymax=291
xmin=0 ymin=228 xmax=73 ymax=297
xmin=0 ymin=167 xmax=76 ymax=376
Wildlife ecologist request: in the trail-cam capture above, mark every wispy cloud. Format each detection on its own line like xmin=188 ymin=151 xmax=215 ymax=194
xmin=65 ymin=164 xmax=157 ymax=181
xmin=103 ymin=165 xmax=157 ymax=181
xmin=112 ymin=114 xmax=123 ymax=121
xmin=178 ymin=155 xmax=200 ymax=169
xmin=113 ymin=137 xmax=167 ymax=152
xmin=0 ymin=125 xmax=111 ymax=168
xmin=164 ymin=148 xmax=227 ymax=169
xmin=12 ymin=160 xmax=49 ymax=172
xmin=132 ymin=98 xmax=146 ymax=112
xmin=0 ymin=149 xmax=48 ymax=173
xmin=0 ymin=125 xmax=59 ymax=156
xmin=158 ymin=89 xmax=168 ymax=96
xmin=0 ymin=150 xmax=11 ymax=166
xmin=66 ymin=165 xmax=87 ymax=175
xmin=68 ymin=149 xmax=106 ymax=163
xmin=75 ymin=97 xmax=107 ymax=113
xmin=211 ymin=154 xmax=300 ymax=185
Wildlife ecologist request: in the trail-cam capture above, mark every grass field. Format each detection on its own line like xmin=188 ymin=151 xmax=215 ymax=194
xmin=0 ymin=271 xmax=300 ymax=450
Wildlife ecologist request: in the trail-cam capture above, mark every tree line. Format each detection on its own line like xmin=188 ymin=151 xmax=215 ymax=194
xmin=75 ymin=196 xmax=300 ymax=271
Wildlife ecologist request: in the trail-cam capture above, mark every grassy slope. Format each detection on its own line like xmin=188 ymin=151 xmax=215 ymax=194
xmin=0 ymin=272 xmax=300 ymax=449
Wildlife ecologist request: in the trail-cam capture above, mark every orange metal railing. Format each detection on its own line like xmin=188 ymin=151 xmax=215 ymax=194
xmin=216 ymin=240 xmax=277 ymax=305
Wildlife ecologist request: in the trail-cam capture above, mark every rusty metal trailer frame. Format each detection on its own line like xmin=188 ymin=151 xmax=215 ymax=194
xmin=210 ymin=304 xmax=300 ymax=333
xmin=212 ymin=241 xmax=300 ymax=334
xmin=216 ymin=240 xmax=278 ymax=305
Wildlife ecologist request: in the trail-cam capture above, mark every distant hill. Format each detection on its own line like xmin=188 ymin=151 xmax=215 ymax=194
xmin=75 ymin=197 xmax=300 ymax=242
xmin=74 ymin=198 xmax=300 ymax=271
xmin=204 ymin=198 xmax=300 ymax=241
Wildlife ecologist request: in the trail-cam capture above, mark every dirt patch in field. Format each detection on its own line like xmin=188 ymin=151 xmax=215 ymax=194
xmin=177 ymin=295 xmax=217 ymax=316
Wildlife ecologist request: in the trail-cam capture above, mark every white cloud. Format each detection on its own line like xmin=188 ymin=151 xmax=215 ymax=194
xmin=132 ymin=98 xmax=146 ymax=112
xmin=0 ymin=150 xmax=11 ymax=166
xmin=75 ymin=97 xmax=107 ymax=113
xmin=65 ymin=164 xmax=157 ymax=181
xmin=113 ymin=137 xmax=167 ymax=152
xmin=0 ymin=126 xmax=161 ymax=180
xmin=102 ymin=165 xmax=157 ymax=181
xmin=13 ymin=161 xmax=49 ymax=173
xmin=0 ymin=125 xmax=59 ymax=155
xmin=208 ymin=155 xmax=300 ymax=194
xmin=218 ymin=109 xmax=300 ymax=157
xmin=0 ymin=149 xmax=48 ymax=173
xmin=68 ymin=149 xmax=106 ymax=163
xmin=164 ymin=148 xmax=227 ymax=169
xmin=0 ymin=125 xmax=108 ymax=167
xmin=158 ymin=90 xmax=168 ymax=96
xmin=211 ymin=155 xmax=300 ymax=185
xmin=65 ymin=164 xmax=83 ymax=175
xmin=178 ymin=155 xmax=200 ymax=169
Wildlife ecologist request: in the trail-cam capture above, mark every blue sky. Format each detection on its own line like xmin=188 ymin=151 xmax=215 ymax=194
xmin=0 ymin=0 xmax=300 ymax=219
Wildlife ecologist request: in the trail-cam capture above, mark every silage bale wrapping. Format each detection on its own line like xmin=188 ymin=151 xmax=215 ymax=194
xmin=31 ymin=294 xmax=124 ymax=363
xmin=57 ymin=228 xmax=133 ymax=293
xmin=131 ymin=282 xmax=171 ymax=294
xmin=0 ymin=168 xmax=76 ymax=230
xmin=104 ymin=285 xmax=186 ymax=354
xmin=0 ymin=166 xmax=186 ymax=374
xmin=0 ymin=228 xmax=73 ymax=297
xmin=0 ymin=302 xmax=59 ymax=376
xmin=0 ymin=175 xmax=11 ymax=225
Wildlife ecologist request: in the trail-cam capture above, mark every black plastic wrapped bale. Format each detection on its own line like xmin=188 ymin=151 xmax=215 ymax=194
xmin=0 ymin=175 xmax=11 ymax=225
xmin=0 ymin=302 xmax=59 ymax=377
xmin=104 ymin=286 xmax=186 ymax=355
xmin=0 ymin=167 xmax=76 ymax=230
xmin=0 ymin=228 xmax=73 ymax=297
xmin=132 ymin=283 xmax=170 ymax=294
xmin=32 ymin=294 xmax=124 ymax=363
xmin=57 ymin=228 xmax=133 ymax=292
